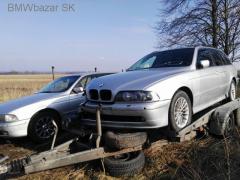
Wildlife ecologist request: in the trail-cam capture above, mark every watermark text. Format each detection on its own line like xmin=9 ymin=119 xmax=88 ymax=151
xmin=8 ymin=3 xmax=75 ymax=12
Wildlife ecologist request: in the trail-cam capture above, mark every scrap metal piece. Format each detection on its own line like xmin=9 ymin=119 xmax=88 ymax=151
xmin=51 ymin=120 xmax=59 ymax=150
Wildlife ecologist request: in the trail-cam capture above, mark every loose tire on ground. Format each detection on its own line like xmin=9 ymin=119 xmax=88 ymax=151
xmin=104 ymin=131 xmax=147 ymax=150
xmin=234 ymin=108 xmax=240 ymax=127
xmin=104 ymin=151 xmax=145 ymax=177
xmin=209 ymin=112 xmax=235 ymax=137
xmin=28 ymin=111 xmax=60 ymax=143
xmin=169 ymin=90 xmax=192 ymax=132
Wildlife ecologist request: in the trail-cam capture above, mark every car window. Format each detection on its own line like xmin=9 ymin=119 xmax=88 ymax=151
xmin=218 ymin=50 xmax=232 ymax=65
xmin=75 ymin=76 xmax=87 ymax=88
xmin=39 ymin=76 xmax=80 ymax=93
xmin=90 ymin=74 xmax=102 ymax=82
xmin=85 ymin=76 xmax=92 ymax=86
xmin=74 ymin=75 xmax=93 ymax=89
xmin=74 ymin=73 xmax=113 ymax=89
xmin=211 ymin=50 xmax=225 ymax=66
xmin=197 ymin=49 xmax=215 ymax=68
xmin=128 ymin=56 xmax=156 ymax=70
xmin=91 ymin=74 xmax=98 ymax=80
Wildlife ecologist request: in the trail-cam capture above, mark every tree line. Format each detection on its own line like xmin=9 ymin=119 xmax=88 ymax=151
xmin=156 ymin=0 xmax=240 ymax=60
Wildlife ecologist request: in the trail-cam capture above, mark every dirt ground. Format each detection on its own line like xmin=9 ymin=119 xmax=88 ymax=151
xmin=1 ymin=130 xmax=240 ymax=180
xmin=0 ymin=75 xmax=240 ymax=179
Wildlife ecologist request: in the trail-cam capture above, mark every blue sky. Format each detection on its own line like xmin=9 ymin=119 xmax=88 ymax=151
xmin=0 ymin=0 xmax=160 ymax=72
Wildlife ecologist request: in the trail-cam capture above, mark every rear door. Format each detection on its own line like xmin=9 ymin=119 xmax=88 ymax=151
xmin=217 ymin=50 xmax=233 ymax=93
xmin=211 ymin=49 xmax=229 ymax=97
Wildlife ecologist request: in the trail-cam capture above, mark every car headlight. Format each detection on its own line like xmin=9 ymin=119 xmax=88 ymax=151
xmin=0 ymin=114 xmax=18 ymax=122
xmin=115 ymin=91 xmax=160 ymax=102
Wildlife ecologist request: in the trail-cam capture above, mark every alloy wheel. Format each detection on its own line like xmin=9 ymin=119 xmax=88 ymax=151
xmin=35 ymin=116 xmax=55 ymax=139
xmin=174 ymin=97 xmax=190 ymax=128
xmin=230 ymin=82 xmax=236 ymax=101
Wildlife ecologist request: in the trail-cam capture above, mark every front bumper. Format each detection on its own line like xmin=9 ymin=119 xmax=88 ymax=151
xmin=0 ymin=119 xmax=30 ymax=137
xmin=80 ymin=100 xmax=171 ymax=129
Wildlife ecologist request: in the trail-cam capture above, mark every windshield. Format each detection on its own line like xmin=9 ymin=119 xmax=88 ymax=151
xmin=39 ymin=76 xmax=80 ymax=93
xmin=128 ymin=48 xmax=194 ymax=71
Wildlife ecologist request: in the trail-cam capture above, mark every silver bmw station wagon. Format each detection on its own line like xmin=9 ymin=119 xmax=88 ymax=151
xmin=81 ymin=47 xmax=238 ymax=132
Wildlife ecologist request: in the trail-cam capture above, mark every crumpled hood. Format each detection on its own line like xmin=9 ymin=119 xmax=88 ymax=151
xmin=87 ymin=67 xmax=190 ymax=93
xmin=0 ymin=93 xmax=63 ymax=114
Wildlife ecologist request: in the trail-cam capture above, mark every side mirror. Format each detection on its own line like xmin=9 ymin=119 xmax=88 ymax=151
xmin=199 ymin=60 xmax=210 ymax=68
xmin=72 ymin=87 xmax=84 ymax=94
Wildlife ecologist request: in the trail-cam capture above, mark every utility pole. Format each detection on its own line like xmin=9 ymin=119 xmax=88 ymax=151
xmin=51 ymin=66 xmax=55 ymax=80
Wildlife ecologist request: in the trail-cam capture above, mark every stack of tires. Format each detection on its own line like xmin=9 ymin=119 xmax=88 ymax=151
xmin=103 ymin=131 xmax=147 ymax=177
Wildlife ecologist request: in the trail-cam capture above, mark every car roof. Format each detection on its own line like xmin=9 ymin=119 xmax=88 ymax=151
xmin=151 ymin=47 xmax=195 ymax=54
xmin=62 ymin=72 xmax=115 ymax=78
xmin=150 ymin=46 xmax=224 ymax=55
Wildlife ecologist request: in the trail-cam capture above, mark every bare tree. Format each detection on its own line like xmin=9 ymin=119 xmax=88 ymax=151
xmin=156 ymin=0 xmax=240 ymax=59
xmin=218 ymin=0 xmax=240 ymax=58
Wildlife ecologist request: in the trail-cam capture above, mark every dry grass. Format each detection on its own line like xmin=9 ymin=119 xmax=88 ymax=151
xmin=0 ymin=75 xmax=240 ymax=180
xmin=0 ymin=75 xmax=63 ymax=102
xmin=144 ymin=135 xmax=240 ymax=180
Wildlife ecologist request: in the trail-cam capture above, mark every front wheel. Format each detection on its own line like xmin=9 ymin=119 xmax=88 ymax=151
xmin=169 ymin=90 xmax=192 ymax=132
xmin=28 ymin=111 xmax=60 ymax=143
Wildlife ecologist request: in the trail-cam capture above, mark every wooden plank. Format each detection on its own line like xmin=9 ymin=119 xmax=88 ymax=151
xmin=24 ymin=146 xmax=143 ymax=174
xmin=24 ymin=148 xmax=105 ymax=174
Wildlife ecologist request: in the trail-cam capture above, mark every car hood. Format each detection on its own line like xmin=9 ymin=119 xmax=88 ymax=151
xmin=0 ymin=93 xmax=64 ymax=114
xmin=87 ymin=67 xmax=191 ymax=92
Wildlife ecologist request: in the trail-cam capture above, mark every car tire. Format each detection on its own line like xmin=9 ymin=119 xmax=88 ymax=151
xmin=209 ymin=112 xmax=235 ymax=137
xmin=104 ymin=131 xmax=147 ymax=150
xmin=223 ymin=113 xmax=235 ymax=137
xmin=104 ymin=151 xmax=145 ymax=177
xmin=169 ymin=90 xmax=192 ymax=132
xmin=228 ymin=80 xmax=236 ymax=101
xmin=28 ymin=111 xmax=60 ymax=143
xmin=234 ymin=108 xmax=240 ymax=127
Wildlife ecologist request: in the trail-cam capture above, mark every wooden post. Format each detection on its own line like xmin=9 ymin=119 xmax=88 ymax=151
xmin=51 ymin=66 xmax=55 ymax=80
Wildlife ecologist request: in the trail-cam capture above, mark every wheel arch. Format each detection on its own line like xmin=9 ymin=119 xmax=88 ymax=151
xmin=29 ymin=108 xmax=62 ymax=129
xmin=232 ymin=77 xmax=237 ymax=85
xmin=176 ymin=86 xmax=194 ymax=106
xmin=168 ymin=86 xmax=193 ymax=132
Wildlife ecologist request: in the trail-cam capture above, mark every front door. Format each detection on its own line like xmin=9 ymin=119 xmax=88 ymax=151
xmin=68 ymin=75 xmax=92 ymax=114
xmin=194 ymin=48 xmax=223 ymax=111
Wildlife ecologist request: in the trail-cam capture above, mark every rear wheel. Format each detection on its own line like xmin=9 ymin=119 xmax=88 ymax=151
xmin=28 ymin=111 xmax=60 ymax=143
xmin=169 ymin=90 xmax=192 ymax=132
xmin=228 ymin=80 xmax=236 ymax=101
